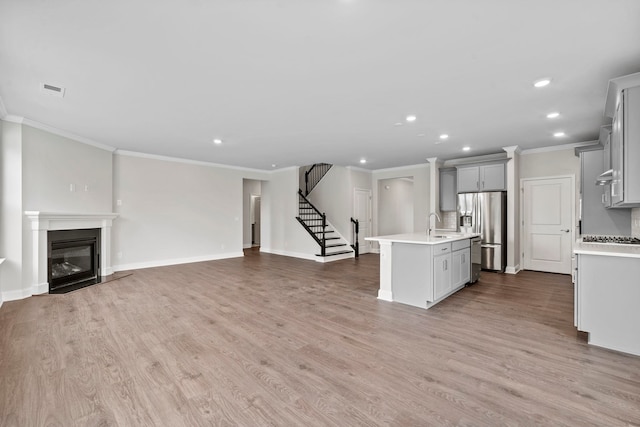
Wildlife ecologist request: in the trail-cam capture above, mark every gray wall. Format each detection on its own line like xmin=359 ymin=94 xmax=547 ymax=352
xmin=112 ymin=153 xmax=247 ymax=270
xmin=377 ymin=178 xmax=414 ymax=235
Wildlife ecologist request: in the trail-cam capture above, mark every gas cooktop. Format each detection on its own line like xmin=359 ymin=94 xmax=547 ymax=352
xmin=581 ymin=235 xmax=640 ymax=245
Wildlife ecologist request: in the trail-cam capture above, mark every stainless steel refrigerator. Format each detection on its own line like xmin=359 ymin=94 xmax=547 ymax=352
xmin=458 ymin=191 xmax=507 ymax=272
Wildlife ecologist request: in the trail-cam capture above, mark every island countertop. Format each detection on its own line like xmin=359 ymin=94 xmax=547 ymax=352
xmin=574 ymin=240 xmax=640 ymax=258
xmin=366 ymin=232 xmax=480 ymax=245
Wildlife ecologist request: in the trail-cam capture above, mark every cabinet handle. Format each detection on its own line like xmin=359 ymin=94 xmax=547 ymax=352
xmin=441 ymin=247 xmax=448 ymax=251
xmin=444 ymin=260 xmax=447 ymax=271
xmin=561 ymin=229 xmax=570 ymax=233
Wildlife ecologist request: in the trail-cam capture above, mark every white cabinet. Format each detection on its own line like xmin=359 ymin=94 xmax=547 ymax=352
xmin=389 ymin=238 xmax=471 ymax=309
xmin=433 ymin=246 xmax=452 ymax=301
xmin=605 ymin=79 xmax=640 ymax=207
xmin=451 ymin=238 xmax=471 ymax=289
xmin=575 ymin=253 xmax=640 ymax=356
xmin=457 ymin=163 xmax=506 ymax=193
xmin=452 ymin=248 xmax=471 ymax=289
xmin=601 ymin=127 xmax=612 ymax=208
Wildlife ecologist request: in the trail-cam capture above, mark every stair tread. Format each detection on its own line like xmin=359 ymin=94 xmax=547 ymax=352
xmin=325 ymin=243 xmax=347 ymax=248
xmin=316 ymin=250 xmax=353 ymax=257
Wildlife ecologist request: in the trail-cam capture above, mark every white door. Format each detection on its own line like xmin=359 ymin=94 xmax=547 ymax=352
xmin=354 ymin=189 xmax=372 ymax=254
xmin=522 ymin=177 xmax=573 ymax=274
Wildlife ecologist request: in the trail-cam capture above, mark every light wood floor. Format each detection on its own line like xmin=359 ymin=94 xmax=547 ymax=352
xmin=1 ymin=249 xmax=639 ymax=426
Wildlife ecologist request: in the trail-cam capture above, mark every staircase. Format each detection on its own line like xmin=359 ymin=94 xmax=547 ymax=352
xmin=296 ymin=190 xmax=354 ymax=259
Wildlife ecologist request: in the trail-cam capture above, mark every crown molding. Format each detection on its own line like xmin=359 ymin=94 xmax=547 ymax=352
xmin=371 ymin=162 xmax=428 ymax=174
xmin=520 ymin=141 xmax=598 ymax=155
xmin=114 ymin=149 xmax=272 ymax=175
xmin=1 ymin=114 xmax=116 ymax=153
xmin=345 ymin=165 xmax=372 ymax=173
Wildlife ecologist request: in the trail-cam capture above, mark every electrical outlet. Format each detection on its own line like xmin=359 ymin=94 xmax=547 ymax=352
xmin=84 ymin=185 xmax=89 ymax=192
xmin=69 ymin=183 xmax=75 ymax=192
xmin=116 ymin=200 xmax=122 ymax=206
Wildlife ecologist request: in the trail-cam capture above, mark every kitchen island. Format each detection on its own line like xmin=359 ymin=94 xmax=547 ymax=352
xmin=574 ymin=240 xmax=640 ymax=356
xmin=366 ymin=232 xmax=480 ymax=309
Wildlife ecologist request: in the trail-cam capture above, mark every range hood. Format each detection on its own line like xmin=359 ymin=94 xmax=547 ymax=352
xmin=595 ymin=169 xmax=613 ymax=186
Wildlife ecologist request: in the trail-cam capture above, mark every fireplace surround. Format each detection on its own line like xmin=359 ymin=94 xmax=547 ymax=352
xmin=25 ymin=212 xmax=118 ymax=295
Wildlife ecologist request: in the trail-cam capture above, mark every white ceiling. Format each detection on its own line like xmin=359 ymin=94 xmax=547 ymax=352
xmin=1 ymin=0 xmax=640 ymax=170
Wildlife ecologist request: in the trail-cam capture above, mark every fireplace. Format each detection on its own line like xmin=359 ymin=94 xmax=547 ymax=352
xmin=48 ymin=228 xmax=101 ymax=293
xmin=25 ymin=211 xmax=118 ymax=296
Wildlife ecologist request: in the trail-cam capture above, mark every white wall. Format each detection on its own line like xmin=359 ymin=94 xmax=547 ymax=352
xmin=0 ymin=121 xmax=24 ymax=298
xmin=260 ymin=167 xmax=319 ymax=260
xmin=243 ymin=179 xmax=261 ymax=248
xmin=377 ymin=178 xmax=414 ymax=235
xmin=0 ymin=122 xmax=115 ymax=299
xmin=22 ymin=125 xmax=113 ymax=213
xmin=112 ymin=153 xmax=251 ymax=270
xmin=307 ymin=165 xmax=373 ymax=244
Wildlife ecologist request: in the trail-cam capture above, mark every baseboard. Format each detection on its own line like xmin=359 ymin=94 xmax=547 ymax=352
xmin=243 ymin=243 xmax=252 ymax=249
xmin=259 ymin=248 xmax=317 ymax=262
xmin=370 ymin=248 xmax=381 ymax=254
xmin=505 ymin=264 xmax=521 ymax=274
xmin=1 ymin=287 xmax=33 ymax=302
xmin=113 ymin=252 xmax=245 ymax=272
xmin=31 ymin=282 xmax=49 ymax=295
xmin=377 ymin=289 xmax=393 ymax=301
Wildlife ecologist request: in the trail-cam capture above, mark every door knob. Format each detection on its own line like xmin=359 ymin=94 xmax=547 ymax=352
xmin=561 ymin=229 xmax=570 ymax=232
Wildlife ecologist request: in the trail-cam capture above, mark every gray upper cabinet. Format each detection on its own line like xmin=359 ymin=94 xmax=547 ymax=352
xmin=580 ymin=149 xmax=630 ymax=235
xmin=456 ymin=162 xmax=506 ymax=193
xmin=604 ymin=75 xmax=640 ymax=208
xmin=439 ymin=168 xmax=457 ymax=211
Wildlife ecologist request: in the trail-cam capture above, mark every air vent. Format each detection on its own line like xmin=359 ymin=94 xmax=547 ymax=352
xmin=40 ymin=83 xmax=65 ymax=98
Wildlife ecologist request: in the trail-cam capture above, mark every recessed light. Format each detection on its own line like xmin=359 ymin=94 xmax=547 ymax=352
xmin=271 ymin=164 xmax=277 ymax=168
xmin=406 ymin=115 xmax=417 ymax=123
xmin=546 ymin=112 xmax=560 ymax=119
xmin=462 ymin=146 xmax=471 ymax=151
xmin=360 ymin=159 xmax=367 ymax=164
xmin=394 ymin=122 xmax=403 ymax=127
xmin=439 ymin=134 xmax=449 ymax=140
xmin=534 ymin=79 xmax=551 ymax=88
xmin=553 ymin=131 xmax=566 ymax=137
xmin=213 ymin=138 xmax=222 ymax=144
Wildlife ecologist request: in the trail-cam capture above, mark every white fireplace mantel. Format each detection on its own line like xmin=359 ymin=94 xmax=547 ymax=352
xmin=24 ymin=211 xmax=119 ymax=295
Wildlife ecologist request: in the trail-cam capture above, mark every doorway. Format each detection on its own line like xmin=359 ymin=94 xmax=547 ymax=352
xmin=353 ymin=188 xmax=372 ymax=254
xmin=521 ymin=176 xmax=574 ymax=274
xmin=243 ymin=179 xmax=262 ymax=249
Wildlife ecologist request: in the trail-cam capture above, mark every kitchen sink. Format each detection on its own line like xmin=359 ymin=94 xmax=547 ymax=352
xmin=432 ymin=235 xmax=454 ymax=239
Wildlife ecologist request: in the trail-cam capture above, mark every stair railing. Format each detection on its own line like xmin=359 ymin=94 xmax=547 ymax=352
xmin=350 ymin=217 xmax=359 ymax=258
xmin=297 ymin=190 xmax=327 ymax=253
xmin=304 ymin=163 xmax=332 ymax=195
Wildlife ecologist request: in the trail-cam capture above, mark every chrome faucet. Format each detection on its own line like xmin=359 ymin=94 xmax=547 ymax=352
xmin=428 ymin=212 xmax=441 ymax=235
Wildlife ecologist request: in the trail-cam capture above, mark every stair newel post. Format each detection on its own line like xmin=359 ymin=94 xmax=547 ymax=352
xmin=321 ymin=212 xmax=327 ymax=256
xmin=354 ymin=219 xmax=359 ymax=258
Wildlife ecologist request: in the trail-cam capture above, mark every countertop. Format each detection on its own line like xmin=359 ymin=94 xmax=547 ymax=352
xmin=366 ymin=232 xmax=480 ymax=245
xmin=574 ymin=239 xmax=640 ymax=258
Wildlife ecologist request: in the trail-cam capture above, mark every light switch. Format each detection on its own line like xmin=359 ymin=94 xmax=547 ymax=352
xmin=116 ymin=200 xmax=122 ymax=206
